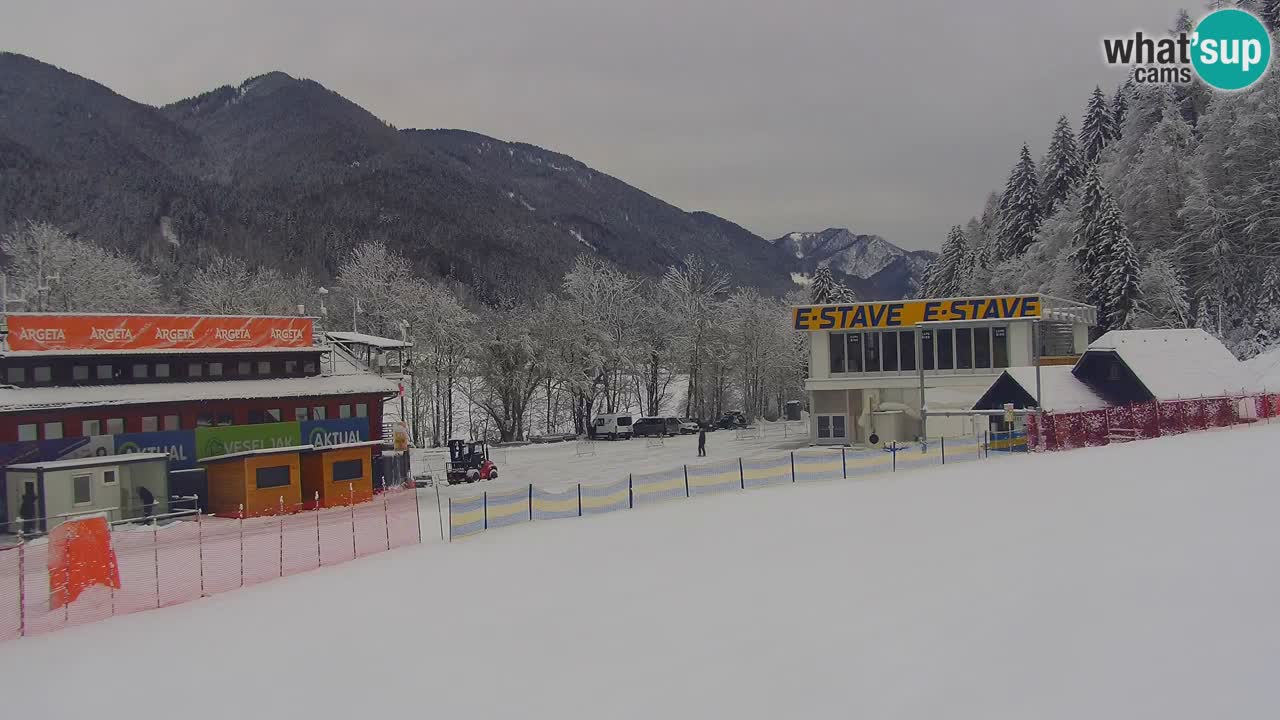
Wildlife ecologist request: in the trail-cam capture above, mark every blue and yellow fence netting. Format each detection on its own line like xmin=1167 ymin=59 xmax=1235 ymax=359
xmin=742 ymin=455 xmax=791 ymax=489
xmin=686 ymin=459 xmax=742 ymax=496
xmin=532 ymin=486 xmax=579 ymax=520
xmin=449 ymin=493 xmax=486 ymax=539
xmin=631 ymin=467 xmax=687 ymax=506
xmin=580 ymin=479 xmax=630 ymax=515
xmin=485 ymin=487 xmax=531 ymax=529
xmin=987 ymin=431 xmax=1028 ymax=452
xmin=792 ymin=449 xmax=844 ymax=483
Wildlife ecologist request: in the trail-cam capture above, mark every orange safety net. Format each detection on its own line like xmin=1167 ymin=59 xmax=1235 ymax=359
xmin=48 ymin=517 xmax=121 ymax=610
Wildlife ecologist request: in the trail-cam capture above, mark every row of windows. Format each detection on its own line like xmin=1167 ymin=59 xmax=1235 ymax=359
xmin=829 ymin=326 xmax=1010 ymax=374
xmin=5 ymin=358 xmax=319 ymax=386
xmin=15 ymin=403 xmax=370 ymax=442
xmin=253 ymin=459 xmax=365 ymax=490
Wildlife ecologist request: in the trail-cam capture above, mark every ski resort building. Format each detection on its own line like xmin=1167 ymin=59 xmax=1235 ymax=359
xmin=0 ymin=313 xmax=402 ymax=523
xmin=794 ymin=294 xmax=1097 ymax=445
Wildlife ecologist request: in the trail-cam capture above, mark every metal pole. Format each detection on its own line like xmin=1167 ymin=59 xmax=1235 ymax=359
xmin=239 ymin=505 xmax=244 ymax=587
xmin=528 ymin=483 xmax=533 ymax=522
xmin=17 ymin=543 xmax=24 ymax=637
xmin=684 ymin=465 xmax=690 ymax=498
xmin=154 ymin=525 xmax=161 ymax=608
xmin=739 ymin=458 xmax=745 ymax=490
xmin=916 ymin=326 xmax=927 ymax=442
xmin=315 ymin=493 xmax=322 ymax=566
xmin=1032 ymin=321 xmax=1043 ymax=430
xmin=434 ymin=473 xmax=444 ymax=542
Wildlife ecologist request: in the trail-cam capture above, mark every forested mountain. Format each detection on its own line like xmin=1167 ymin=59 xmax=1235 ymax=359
xmin=773 ymin=228 xmax=934 ymax=300
xmin=920 ymin=6 xmax=1280 ymax=358
xmin=0 ymin=52 xmax=808 ymax=302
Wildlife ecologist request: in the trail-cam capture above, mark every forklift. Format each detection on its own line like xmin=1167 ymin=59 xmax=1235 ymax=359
xmin=446 ymin=439 xmax=499 ymax=484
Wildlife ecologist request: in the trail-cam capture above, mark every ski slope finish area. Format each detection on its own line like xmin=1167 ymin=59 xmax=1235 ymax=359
xmin=2 ymin=425 xmax=1278 ymax=719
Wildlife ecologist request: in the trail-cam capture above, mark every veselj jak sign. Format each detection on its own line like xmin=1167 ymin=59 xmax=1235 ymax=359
xmin=792 ymin=295 xmax=1041 ymax=331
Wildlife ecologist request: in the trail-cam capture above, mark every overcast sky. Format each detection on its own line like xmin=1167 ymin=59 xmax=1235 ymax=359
xmin=4 ymin=0 xmax=1190 ymax=250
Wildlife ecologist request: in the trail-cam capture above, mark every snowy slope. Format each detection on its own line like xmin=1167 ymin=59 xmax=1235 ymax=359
xmin=3 ymin=425 xmax=1279 ymax=719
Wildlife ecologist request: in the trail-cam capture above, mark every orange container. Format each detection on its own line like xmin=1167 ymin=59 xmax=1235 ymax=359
xmin=300 ymin=444 xmax=375 ymax=508
xmin=203 ymin=448 xmax=304 ymax=517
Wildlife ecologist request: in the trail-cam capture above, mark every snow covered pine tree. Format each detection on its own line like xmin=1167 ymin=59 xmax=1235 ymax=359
xmin=1080 ymin=86 xmax=1118 ymax=163
xmin=996 ymin=144 xmax=1042 ymax=258
xmin=1041 ymin=115 xmax=1083 ymax=217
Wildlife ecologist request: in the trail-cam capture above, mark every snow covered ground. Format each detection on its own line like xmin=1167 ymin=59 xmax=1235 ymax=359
xmin=3 ymin=424 xmax=1279 ymax=719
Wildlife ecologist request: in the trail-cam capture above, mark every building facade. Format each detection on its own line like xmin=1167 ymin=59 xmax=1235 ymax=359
xmin=795 ymin=295 xmax=1096 ymax=445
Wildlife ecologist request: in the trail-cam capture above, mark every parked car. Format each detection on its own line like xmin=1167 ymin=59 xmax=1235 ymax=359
xmin=633 ymin=416 xmax=681 ymax=437
xmin=589 ymin=413 xmax=634 ymax=440
xmin=717 ymin=412 xmax=747 ymax=430
xmin=677 ymin=417 xmax=700 ymax=434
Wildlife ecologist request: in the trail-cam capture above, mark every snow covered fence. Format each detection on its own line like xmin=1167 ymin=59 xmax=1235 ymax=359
xmin=1028 ymin=393 xmax=1280 ymax=451
xmin=0 ymin=488 xmax=420 ymax=642
xmin=631 ymin=467 xmax=688 ymax=506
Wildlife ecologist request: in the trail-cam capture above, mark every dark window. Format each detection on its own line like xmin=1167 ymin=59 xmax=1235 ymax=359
xmin=267 ymin=408 xmax=282 ymax=422
xmin=921 ymin=331 xmax=935 ymax=371
xmin=285 ymin=360 xmax=298 ymax=374
xmin=817 ymin=416 xmax=831 ymax=439
xmin=882 ymin=331 xmax=899 ymax=372
xmin=189 ymin=363 xmax=203 ymax=378
xmin=258 ymin=361 xmax=271 ymax=375
xmin=956 ymin=328 xmax=973 ymax=369
xmin=103 ymin=470 xmax=117 ymax=485
xmin=863 ymin=332 xmax=879 ymax=372
xmin=238 ymin=361 xmax=252 ymax=376
xmin=196 ymin=413 xmax=230 ymax=427
xmin=155 ymin=363 xmax=171 ymax=378
xmin=312 ymin=406 xmax=326 ymax=421
xmin=899 ymin=332 xmax=916 ymax=372
xmin=6 ymin=367 xmax=25 ymax=384
xmin=73 ymin=474 xmax=92 ymax=504
xmin=303 ymin=360 xmax=317 ymax=374
xmin=73 ymin=365 xmax=90 ymax=381
xmin=332 ymin=459 xmax=364 ymax=482
xmin=255 ymin=465 xmax=292 ymax=489
xmin=208 ymin=362 xmax=223 ymax=377
xmin=248 ymin=409 xmax=268 ymax=424
xmin=97 ymin=364 xmax=113 ymax=380
xmin=993 ymin=327 xmax=1009 ymax=368
xmin=975 ymin=328 xmax=992 ymax=368
xmin=937 ymin=329 xmax=954 ymax=370
xmin=33 ymin=366 xmax=52 ymax=383
xmin=831 ymin=415 xmax=846 ymax=438
xmin=132 ymin=364 xmax=149 ymax=379
xmin=828 ymin=335 xmax=845 ymax=373
xmin=846 ymin=333 xmax=863 ymax=373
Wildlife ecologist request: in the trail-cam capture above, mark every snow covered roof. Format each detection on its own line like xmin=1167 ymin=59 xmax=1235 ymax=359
xmin=1080 ymin=329 xmax=1255 ymax=400
xmin=200 ymin=445 xmax=314 ymax=464
xmin=8 ymin=452 xmax=169 ymax=471
xmin=1244 ymin=345 xmax=1280 ymax=390
xmin=0 ymin=374 xmax=399 ymax=413
xmin=997 ymin=366 xmax=1108 ymax=411
xmin=326 ymin=331 xmax=411 ymax=349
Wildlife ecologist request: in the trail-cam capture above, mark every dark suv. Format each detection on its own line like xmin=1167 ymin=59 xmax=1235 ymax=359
xmin=633 ymin=417 xmax=681 ymax=437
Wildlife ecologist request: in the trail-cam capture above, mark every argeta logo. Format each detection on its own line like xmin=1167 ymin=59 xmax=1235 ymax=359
xmin=1103 ymin=9 xmax=1271 ymax=91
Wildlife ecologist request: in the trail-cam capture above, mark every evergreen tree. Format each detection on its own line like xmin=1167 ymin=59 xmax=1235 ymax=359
xmin=1262 ymin=0 xmax=1280 ymax=32
xmin=996 ymin=144 xmax=1042 ymax=258
xmin=1171 ymin=9 xmax=1193 ymax=34
xmin=1080 ymin=87 xmax=1117 ymax=163
xmin=1196 ymin=295 xmax=1216 ymax=334
xmin=1040 ymin=115 xmax=1083 ymax=217
xmin=925 ymin=226 xmax=972 ymax=297
xmin=809 ymin=266 xmax=838 ymax=304
xmin=1099 ymin=195 xmax=1141 ymax=330
xmin=1262 ymin=263 xmax=1280 ymax=313
xmin=1119 ymin=98 xmax=1197 ymax=254
xmin=1112 ymin=79 xmax=1133 ymax=138
xmin=1072 ymin=166 xmax=1110 ymax=312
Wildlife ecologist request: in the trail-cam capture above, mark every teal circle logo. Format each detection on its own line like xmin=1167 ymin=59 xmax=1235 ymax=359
xmin=1192 ymin=9 xmax=1271 ymax=90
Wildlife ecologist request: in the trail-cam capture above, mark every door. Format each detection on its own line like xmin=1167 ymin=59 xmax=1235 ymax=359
xmin=817 ymin=415 xmax=847 ymax=443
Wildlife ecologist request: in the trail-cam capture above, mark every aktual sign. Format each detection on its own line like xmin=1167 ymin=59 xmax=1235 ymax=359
xmin=5 ymin=314 xmax=313 ymax=352
xmin=115 ymin=431 xmax=198 ymax=469
xmin=302 ymin=418 xmax=370 ymax=448
xmin=792 ymin=295 xmax=1041 ymax=331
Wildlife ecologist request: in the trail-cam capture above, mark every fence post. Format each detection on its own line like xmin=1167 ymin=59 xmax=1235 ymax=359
xmin=892 ymin=444 xmax=896 ymax=472
xmin=739 ymin=458 xmax=745 ymax=490
xmin=315 ymin=493 xmax=322 ymax=566
xmin=483 ymin=491 xmax=488 ymax=530
xmin=17 ymin=543 xmax=24 ymax=637
xmin=447 ymin=497 xmax=453 ymax=542
xmin=628 ymin=475 xmax=633 ymax=509
xmin=239 ymin=505 xmax=244 ymax=588
xmin=941 ymin=436 xmax=946 ymax=465
xmin=383 ymin=491 xmax=391 ymax=551
xmin=197 ymin=512 xmax=205 ymax=597
xmin=154 ymin=525 xmax=161 ymax=608
xmin=790 ymin=451 xmax=796 ymax=483
xmin=579 ymin=483 xmax=584 ymax=516
xmin=684 ymin=465 xmax=690 ymax=498
xmin=841 ymin=448 xmax=847 ymax=479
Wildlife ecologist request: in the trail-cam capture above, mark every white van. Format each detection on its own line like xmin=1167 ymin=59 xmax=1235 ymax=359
xmin=590 ymin=414 xmax=634 ymax=440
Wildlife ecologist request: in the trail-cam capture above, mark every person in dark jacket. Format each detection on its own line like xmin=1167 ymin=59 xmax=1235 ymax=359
xmin=697 ymin=428 xmax=707 ymax=457
xmin=138 ymin=486 xmax=155 ymax=522
xmin=18 ymin=487 xmax=38 ymax=536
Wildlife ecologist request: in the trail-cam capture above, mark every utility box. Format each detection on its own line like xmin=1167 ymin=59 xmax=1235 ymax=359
xmin=784 ymin=400 xmax=803 ymax=422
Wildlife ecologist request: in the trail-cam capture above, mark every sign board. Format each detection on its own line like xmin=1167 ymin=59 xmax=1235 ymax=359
xmin=392 ymin=421 xmax=410 ymax=452
xmin=302 ymin=418 xmax=370 ymax=448
xmin=1004 ymin=403 xmax=1016 ymax=424
xmin=115 ymin=431 xmax=198 ymax=469
xmin=5 ymin=314 xmax=314 ymax=352
xmin=195 ymin=421 xmax=302 ymax=459
xmin=792 ymin=295 xmax=1041 ymax=331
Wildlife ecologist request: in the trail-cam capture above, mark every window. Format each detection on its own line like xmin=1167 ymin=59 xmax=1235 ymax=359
xmin=975 ymin=328 xmax=992 ymax=368
xmin=248 ymin=409 xmax=267 ymax=425
xmin=83 ymin=419 xmax=102 ymax=436
xmin=73 ymin=474 xmax=93 ymax=505
xmin=817 ymin=416 xmax=831 ymax=439
xmin=899 ymin=332 xmax=916 ymax=372
xmin=43 ymin=422 xmax=63 ymax=440
xmin=295 ymin=407 xmax=309 ymax=422
xmin=18 ymin=424 xmax=37 ymax=442
xmin=103 ymin=470 xmax=117 ymax=485
xmin=97 ymin=364 xmax=113 ymax=380
xmin=238 ymin=361 xmax=252 ymax=376
xmin=209 ymin=362 xmax=223 ymax=377
xmin=936 ymin=329 xmax=955 ymax=370
xmin=132 ymin=364 xmax=149 ymax=379
xmin=846 ymin=334 xmax=863 ymax=373
xmin=255 ymin=465 xmax=292 ymax=489
xmin=258 ymin=361 xmax=271 ymax=375
xmin=956 ymin=328 xmax=973 ymax=370
xmin=285 ymin=360 xmax=298 ymax=374
xmin=882 ymin=331 xmax=899 ymax=372
xmin=163 ymin=415 xmax=180 ymax=431
xmin=73 ymin=365 xmax=90 ymax=381
xmin=155 ymin=363 xmax=170 ymax=379
xmin=303 ymin=360 xmax=317 ymax=374
xmin=339 ymin=405 xmax=352 ymax=419
xmin=6 ymin=367 xmax=25 ymax=384
xmin=332 ymin=459 xmax=364 ymax=482
xmin=106 ymin=418 xmax=125 ymax=435
xmin=863 ymin=332 xmax=880 ymax=373
xmin=141 ymin=416 xmax=159 ymax=432
xmin=922 ymin=331 xmax=935 ymax=371
xmin=993 ymin=327 xmax=1009 ymax=368
xmin=831 ymin=415 xmax=847 ymax=439
xmin=828 ymin=336 xmax=845 ymax=374
xmin=1108 ymin=361 xmax=1122 ymax=382
xmin=356 ymin=404 xmax=368 ymax=418
xmin=189 ymin=363 xmax=203 ymax=378
xmin=267 ymin=408 xmax=282 ymax=423
xmin=312 ymin=406 xmax=326 ymax=421
xmin=33 ymin=366 xmax=52 ymax=383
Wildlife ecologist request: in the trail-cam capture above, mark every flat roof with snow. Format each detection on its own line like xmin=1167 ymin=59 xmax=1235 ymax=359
xmin=7 ymin=452 xmax=170 ymax=472
xmin=200 ymin=445 xmax=314 ymax=464
xmin=326 ymin=331 xmax=412 ymax=349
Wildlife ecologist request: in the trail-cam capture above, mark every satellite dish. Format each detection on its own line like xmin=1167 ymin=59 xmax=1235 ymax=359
xmin=869 ymin=433 xmax=880 ymax=445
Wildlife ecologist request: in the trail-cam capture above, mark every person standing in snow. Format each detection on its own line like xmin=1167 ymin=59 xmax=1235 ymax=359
xmin=18 ymin=486 xmax=38 ymax=536
xmin=697 ymin=427 xmax=707 ymax=457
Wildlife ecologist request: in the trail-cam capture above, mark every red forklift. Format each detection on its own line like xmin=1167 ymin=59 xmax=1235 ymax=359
xmin=446 ymin=439 xmax=499 ymax=484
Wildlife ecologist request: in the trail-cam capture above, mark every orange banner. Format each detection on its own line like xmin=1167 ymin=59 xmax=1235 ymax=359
xmin=49 ymin=516 xmax=121 ymax=609
xmin=5 ymin=314 xmax=314 ymax=352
